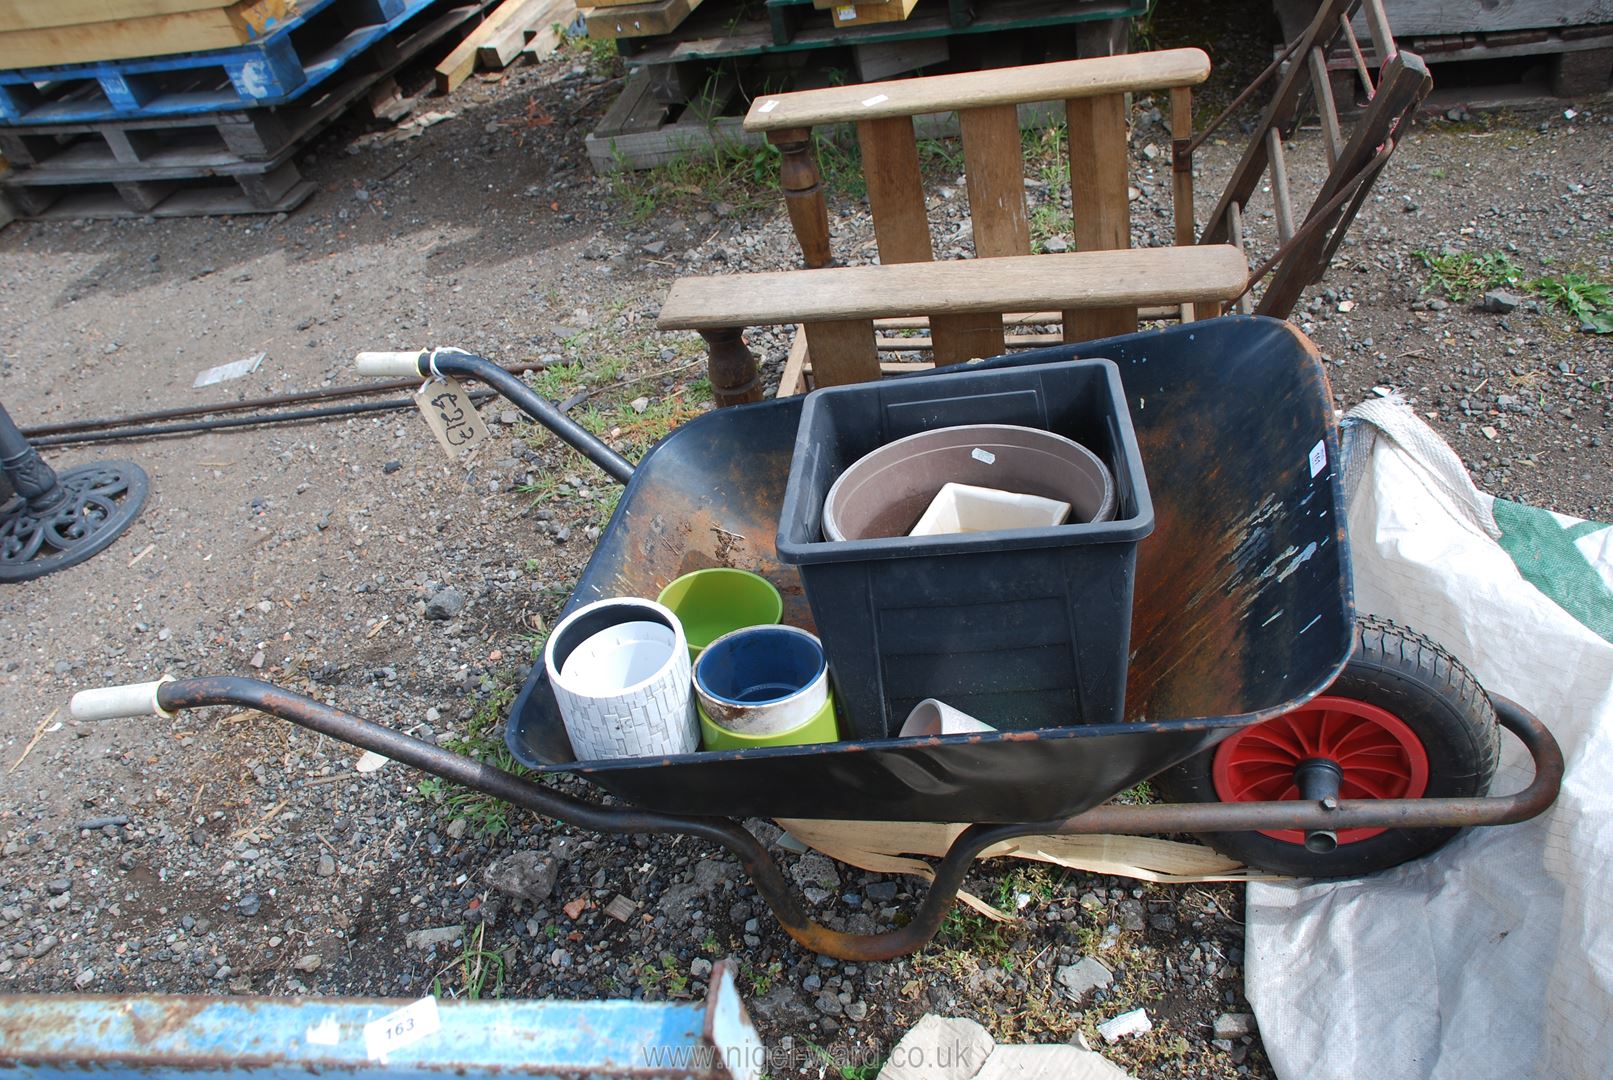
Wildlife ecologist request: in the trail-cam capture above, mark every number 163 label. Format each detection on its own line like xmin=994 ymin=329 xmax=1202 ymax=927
xmin=364 ymin=995 xmax=441 ymax=1061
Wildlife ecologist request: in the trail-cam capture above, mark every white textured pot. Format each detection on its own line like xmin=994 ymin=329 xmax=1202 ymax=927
xmin=545 ymin=597 xmax=696 ymax=761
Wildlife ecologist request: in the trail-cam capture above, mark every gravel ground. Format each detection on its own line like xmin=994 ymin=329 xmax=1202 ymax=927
xmin=0 ymin=19 xmax=1608 ymax=1080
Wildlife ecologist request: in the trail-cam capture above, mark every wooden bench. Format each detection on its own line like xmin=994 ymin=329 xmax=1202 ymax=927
xmin=656 ymin=48 xmax=1249 ymax=403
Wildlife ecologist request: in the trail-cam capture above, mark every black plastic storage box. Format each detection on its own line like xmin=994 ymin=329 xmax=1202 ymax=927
xmin=776 ymin=358 xmax=1154 ymax=740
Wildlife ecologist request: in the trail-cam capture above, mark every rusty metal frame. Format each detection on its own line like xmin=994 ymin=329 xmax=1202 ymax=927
xmin=154 ymin=678 xmax=1561 ymax=962
xmin=1192 ymin=0 xmax=1428 ymax=318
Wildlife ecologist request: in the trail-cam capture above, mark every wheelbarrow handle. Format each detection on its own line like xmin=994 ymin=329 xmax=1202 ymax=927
xmin=351 ymin=348 xmax=636 ymax=486
xmin=66 ymin=677 xmax=1563 ymax=962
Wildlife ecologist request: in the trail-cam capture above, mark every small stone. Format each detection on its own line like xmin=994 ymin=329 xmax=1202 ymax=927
xmin=74 ymin=968 xmax=96 ymax=988
xmin=1481 ymin=289 xmax=1521 ymax=314
xmin=1043 ymin=237 xmax=1069 ymax=253
xmin=1213 ymin=1013 xmax=1257 ymax=1040
xmin=844 ymin=1000 xmax=868 ymax=1021
xmin=46 ymin=878 xmax=71 ymax=896
xmin=631 ymin=396 xmax=650 ymax=414
xmin=317 ymin=853 xmax=336 ymax=877
xmin=642 ymin=240 xmax=667 ymax=256
xmin=445 ymin=817 xmax=468 ymax=840
xmin=690 ymin=957 xmax=712 ymax=978
xmin=294 ymin=954 xmax=322 ymax=973
xmin=1116 ymin=898 xmax=1146 ymax=931
xmin=865 ymin=882 xmax=898 ymax=902
xmin=406 ymin=926 xmax=463 ymax=950
xmin=31 ymin=935 xmax=58 ymax=958
xmin=238 ymin=894 xmax=261 ymax=917
xmin=1056 ymin=956 xmax=1114 ymax=1000
xmin=815 ymin=990 xmax=844 ymax=1016
xmin=382 ymin=461 xmax=402 ymax=474
xmin=424 ymin=587 xmax=466 ymax=620
xmin=484 ymin=851 xmax=558 ymax=902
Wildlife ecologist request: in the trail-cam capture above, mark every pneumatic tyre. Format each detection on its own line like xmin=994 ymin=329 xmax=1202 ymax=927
xmin=1154 ymin=616 xmax=1501 ymax=878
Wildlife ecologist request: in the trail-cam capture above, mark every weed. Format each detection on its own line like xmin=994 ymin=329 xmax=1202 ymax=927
xmin=1417 ymin=250 xmax=1613 ymax=333
xmin=421 ymin=674 xmax=529 ymax=838
xmin=432 ymin=923 xmax=506 ymax=1000
xmin=1427 ymin=166 xmax=1447 ymax=179
xmin=1532 ymin=272 xmax=1613 ymax=333
xmin=700 ymin=931 xmax=721 ymax=956
xmin=559 ymin=25 xmax=619 ymax=76
xmin=803 ymin=1039 xmax=884 ymax=1080
xmin=638 ymin=952 xmax=692 ymax=998
xmin=1414 ymin=250 xmax=1524 ymax=300
xmin=744 ymin=959 xmax=782 ymax=996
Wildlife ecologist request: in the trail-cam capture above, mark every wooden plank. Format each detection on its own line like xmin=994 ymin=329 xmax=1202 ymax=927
xmin=744 ymin=48 xmax=1209 ymax=132
xmin=478 ymin=0 xmax=563 ymax=68
xmin=656 ymin=246 xmax=1250 ymax=329
xmin=0 ymin=0 xmax=296 ymax=68
xmin=1063 ymin=92 xmax=1133 ymax=342
xmin=0 ymin=0 xmax=233 ymax=34
xmin=776 ymin=325 xmax=810 ymax=397
xmin=802 ymin=319 xmax=880 ymax=387
xmin=875 ymin=331 xmax=1062 ymax=350
xmin=856 ymin=113 xmax=997 ymax=363
xmin=853 ymin=35 xmax=948 ymax=81
xmin=437 ymin=0 xmax=545 ymax=92
xmin=583 ymin=0 xmax=704 ymax=39
xmin=959 ymin=104 xmax=1030 ymax=257
xmin=1265 ymin=128 xmax=1295 ymax=242
xmin=857 ymin=114 xmax=931 ymax=264
xmin=829 ymin=0 xmax=920 ymax=29
xmin=1308 ymin=45 xmax=1344 ymax=168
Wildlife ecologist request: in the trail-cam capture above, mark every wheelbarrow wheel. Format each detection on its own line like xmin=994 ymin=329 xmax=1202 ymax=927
xmin=1154 ymin=616 xmax=1501 ymax=878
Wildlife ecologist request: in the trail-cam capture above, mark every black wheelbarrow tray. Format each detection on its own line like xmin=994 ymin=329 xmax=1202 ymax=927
xmin=71 ymin=317 xmax=1562 ymax=961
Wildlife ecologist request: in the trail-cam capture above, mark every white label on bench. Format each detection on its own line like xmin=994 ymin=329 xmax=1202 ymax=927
xmin=1309 ymin=439 xmax=1327 ymax=478
xmin=364 ymin=997 xmax=439 ymax=1061
xmin=862 ymin=93 xmax=890 ymax=106
xmin=757 ymin=99 xmax=779 ymax=113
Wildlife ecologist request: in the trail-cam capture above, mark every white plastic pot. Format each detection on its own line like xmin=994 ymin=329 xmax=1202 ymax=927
xmin=899 ymin=698 xmax=998 ymax=737
xmin=545 ymin=598 xmax=696 ymax=761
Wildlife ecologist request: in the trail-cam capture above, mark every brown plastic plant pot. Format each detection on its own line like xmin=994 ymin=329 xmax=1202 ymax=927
xmin=821 ymin=423 xmax=1115 ymax=542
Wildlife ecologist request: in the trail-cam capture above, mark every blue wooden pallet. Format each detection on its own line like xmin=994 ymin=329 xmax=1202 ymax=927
xmin=0 ymin=0 xmax=446 ymax=125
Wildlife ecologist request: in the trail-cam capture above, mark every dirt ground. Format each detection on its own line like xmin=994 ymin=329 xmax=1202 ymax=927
xmin=0 ymin=12 xmax=1608 ymax=1079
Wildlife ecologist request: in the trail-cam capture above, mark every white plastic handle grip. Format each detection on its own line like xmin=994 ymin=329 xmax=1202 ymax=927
xmin=70 ymin=677 xmax=175 ymax=721
xmin=354 ymin=351 xmax=426 ymax=378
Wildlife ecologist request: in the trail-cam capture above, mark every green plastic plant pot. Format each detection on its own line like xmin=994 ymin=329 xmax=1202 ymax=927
xmin=698 ymin=694 xmax=840 ymax=751
xmin=656 ymin=567 xmax=783 ymax=660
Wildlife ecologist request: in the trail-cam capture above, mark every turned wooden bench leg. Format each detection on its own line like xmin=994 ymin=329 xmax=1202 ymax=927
xmin=700 ymin=328 xmax=763 ymax=407
xmin=769 ymin=126 xmax=831 ymax=270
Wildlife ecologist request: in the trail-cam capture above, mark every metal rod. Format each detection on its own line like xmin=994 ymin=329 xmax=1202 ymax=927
xmin=149 ymin=680 xmax=1561 ymax=961
xmin=20 ymin=362 xmax=549 ymax=439
xmin=28 ymin=391 xmax=497 ymax=449
xmin=1184 ymin=34 xmax=1308 ymax=157
xmin=427 ymin=351 xmax=636 ymax=485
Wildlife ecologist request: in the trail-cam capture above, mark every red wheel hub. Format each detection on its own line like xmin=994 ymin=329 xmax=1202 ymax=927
xmin=1212 ymin=695 xmax=1430 ymax=845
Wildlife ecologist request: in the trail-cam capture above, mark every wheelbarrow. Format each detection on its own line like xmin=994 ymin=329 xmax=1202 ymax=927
xmin=70 ymin=317 xmax=1562 ymax=960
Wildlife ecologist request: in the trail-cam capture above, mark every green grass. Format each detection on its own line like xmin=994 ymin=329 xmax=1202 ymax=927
xmin=558 ymin=25 xmax=619 ymax=75
xmin=431 ymin=923 xmax=506 ymax=1000
xmin=637 ymin=952 xmax=691 ymax=998
xmin=416 ymin=675 xmax=528 ymax=839
xmin=1416 ymin=249 xmax=1613 ymax=333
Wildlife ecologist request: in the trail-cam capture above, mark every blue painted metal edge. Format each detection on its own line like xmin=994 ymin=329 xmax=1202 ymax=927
xmin=0 ymin=961 xmax=765 ymax=1080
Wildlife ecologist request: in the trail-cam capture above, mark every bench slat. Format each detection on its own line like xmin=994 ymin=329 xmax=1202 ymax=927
xmin=744 ymin=49 xmax=1210 ymax=132
xmin=657 ymin=246 xmax=1250 ymax=330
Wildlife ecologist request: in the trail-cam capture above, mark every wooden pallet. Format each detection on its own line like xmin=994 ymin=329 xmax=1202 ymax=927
xmin=616 ymin=0 xmax=1138 ymax=66
xmin=0 ymin=0 xmax=490 ymax=217
xmin=0 ymin=0 xmax=320 ymax=71
xmin=582 ymin=0 xmax=706 ymax=40
xmin=1276 ymin=0 xmax=1613 ymax=106
xmin=0 ymin=0 xmax=426 ymax=125
xmin=2 ymin=161 xmax=316 ymax=219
